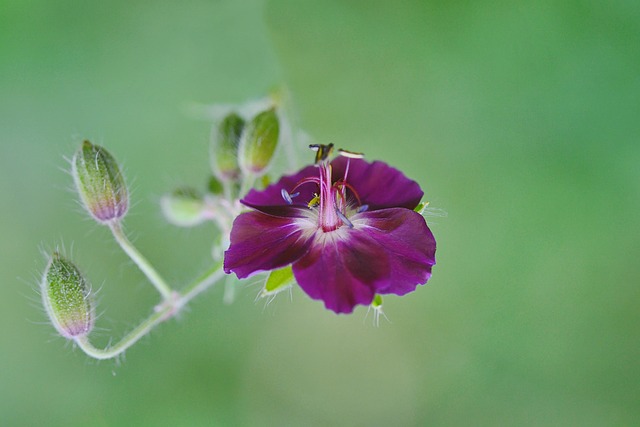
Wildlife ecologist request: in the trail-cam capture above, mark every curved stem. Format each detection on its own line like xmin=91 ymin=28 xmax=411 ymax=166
xmin=109 ymin=222 xmax=173 ymax=300
xmin=75 ymin=262 xmax=226 ymax=360
xmin=74 ymin=307 xmax=169 ymax=360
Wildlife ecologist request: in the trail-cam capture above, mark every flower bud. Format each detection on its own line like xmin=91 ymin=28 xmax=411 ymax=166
xmin=160 ymin=187 xmax=206 ymax=227
xmin=211 ymin=112 xmax=245 ymax=181
xmin=72 ymin=140 xmax=128 ymax=224
xmin=238 ymin=108 xmax=280 ymax=176
xmin=41 ymin=252 xmax=94 ymax=339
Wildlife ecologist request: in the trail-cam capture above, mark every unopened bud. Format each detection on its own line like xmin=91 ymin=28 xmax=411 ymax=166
xmin=160 ymin=187 xmax=206 ymax=227
xmin=238 ymin=108 xmax=279 ymax=176
xmin=41 ymin=252 xmax=94 ymax=339
xmin=72 ymin=140 xmax=128 ymax=224
xmin=211 ymin=113 xmax=245 ymax=181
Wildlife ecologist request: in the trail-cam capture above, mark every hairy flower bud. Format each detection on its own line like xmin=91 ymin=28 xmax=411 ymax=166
xmin=41 ymin=252 xmax=94 ymax=339
xmin=211 ymin=113 xmax=245 ymax=181
xmin=72 ymin=140 xmax=128 ymax=224
xmin=238 ymin=108 xmax=280 ymax=176
xmin=160 ymin=187 xmax=206 ymax=227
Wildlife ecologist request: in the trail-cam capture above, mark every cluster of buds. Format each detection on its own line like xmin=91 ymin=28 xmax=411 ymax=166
xmin=40 ymin=99 xmax=286 ymax=346
xmin=161 ymin=104 xmax=281 ymax=254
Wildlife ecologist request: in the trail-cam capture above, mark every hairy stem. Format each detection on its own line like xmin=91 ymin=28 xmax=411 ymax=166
xmin=75 ymin=263 xmax=225 ymax=360
xmin=109 ymin=222 xmax=173 ymax=300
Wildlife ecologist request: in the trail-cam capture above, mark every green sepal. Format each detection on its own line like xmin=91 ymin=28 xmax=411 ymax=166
xmin=260 ymin=265 xmax=295 ymax=297
xmin=372 ymin=294 xmax=383 ymax=308
xmin=414 ymin=201 xmax=429 ymax=215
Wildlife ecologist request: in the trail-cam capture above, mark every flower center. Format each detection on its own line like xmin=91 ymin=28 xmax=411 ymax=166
xmin=288 ymin=144 xmax=365 ymax=233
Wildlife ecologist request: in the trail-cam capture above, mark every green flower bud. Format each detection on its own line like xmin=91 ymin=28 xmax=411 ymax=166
xmin=72 ymin=140 xmax=128 ymax=224
xmin=211 ymin=113 xmax=245 ymax=181
xmin=238 ymin=108 xmax=280 ymax=176
xmin=41 ymin=253 xmax=94 ymax=339
xmin=160 ymin=187 xmax=206 ymax=227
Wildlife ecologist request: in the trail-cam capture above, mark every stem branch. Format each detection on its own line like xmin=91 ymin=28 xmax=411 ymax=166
xmin=75 ymin=262 xmax=226 ymax=360
xmin=109 ymin=222 xmax=173 ymax=300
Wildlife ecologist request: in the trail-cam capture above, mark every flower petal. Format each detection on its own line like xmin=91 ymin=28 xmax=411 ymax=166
xmin=292 ymin=230 xmax=391 ymax=314
xmin=330 ymin=157 xmax=424 ymax=210
xmin=224 ymin=211 xmax=314 ymax=279
xmin=242 ymin=164 xmax=318 ymax=209
xmin=354 ymin=208 xmax=436 ymax=295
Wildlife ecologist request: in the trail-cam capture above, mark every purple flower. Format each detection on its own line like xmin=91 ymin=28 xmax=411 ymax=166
xmin=224 ymin=147 xmax=436 ymax=314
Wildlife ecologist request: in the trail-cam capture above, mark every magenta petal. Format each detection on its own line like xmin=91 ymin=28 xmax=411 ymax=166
xmin=330 ymin=157 xmax=424 ymax=210
xmin=292 ymin=232 xmax=390 ymax=314
xmin=357 ymin=208 xmax=436 ymax=295
xmin=242 ymin=164 xmax=318 ymax=208
xmin=223 ymin=211 xmax=313 ymax=278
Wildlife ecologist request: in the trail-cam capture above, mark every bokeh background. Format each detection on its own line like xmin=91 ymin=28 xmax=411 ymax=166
xmin=1 ymin=0 xmax=638 ymax=425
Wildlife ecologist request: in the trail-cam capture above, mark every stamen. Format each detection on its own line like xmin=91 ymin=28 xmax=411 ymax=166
xmin=309 ymin=143 xmax=334 ymax=164
xmin=336 ymin=209 xmax=354 ymax=228
xmin=308 ymin=194 xmax=320 ymax=208
xmin=357 ymin=204 xmax=369 ymax=213
xmin=280 ymin=188 xmax=293 ymax=205
xmin=337 ymin=148 xmax=364 ymax=159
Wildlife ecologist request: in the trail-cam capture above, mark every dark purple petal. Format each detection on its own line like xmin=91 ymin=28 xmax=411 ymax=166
xmin=356 ymin=208 xmax=436 ymax=295
xmin=242 ymin=164 xmax=318 ymax=208
xmin=330 ymin=157 xmax=424 ymax=210
xmin=240 ymin=202 xmax=311 ymax=219
xmin=292 ymin=231 xmax=391 ymax=314
xmin=224 ymin=211 xmax=314 ymax=278
xmin=291 ymin=207 xmax=436 ymax=313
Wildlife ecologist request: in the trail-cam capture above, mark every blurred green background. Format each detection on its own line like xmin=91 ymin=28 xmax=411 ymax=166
xmin=1 ymin=0 xmax=638 ymax=425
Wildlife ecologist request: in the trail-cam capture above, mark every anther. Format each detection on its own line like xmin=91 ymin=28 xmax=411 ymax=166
xmin=308 ymin=194 xmax=320 ymax=208
xmin=336 ymin=209 xmax=354 ymax=228
xmin=309 ymin=143 xmax=334 ymax=164
xmin=337 ymin=149 xmax=364 ymax=159
xmin=357 ymin=204 xmax=369 ymax=213
xmin=280 ymin=189 xmax=293 ymax=205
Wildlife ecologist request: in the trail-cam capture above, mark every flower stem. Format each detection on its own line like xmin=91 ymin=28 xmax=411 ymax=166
xmin=109 ymin=222 xmax=173 ymax=300
xmin=75 ymin=262 xmax=226 ymax=360
xmin=239 ymin=173 xmax=255 ymax=199
xmin=178 ymin=262 xmax=225 ymax=306
xmin=74 ymin=307 xmax=168 ymax=360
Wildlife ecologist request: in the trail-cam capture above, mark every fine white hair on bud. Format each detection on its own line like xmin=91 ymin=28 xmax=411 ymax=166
xmin=72 ymin=140 xmax=129 ymax=224
xmin=41 ymin=252 xmax=94 ymax=339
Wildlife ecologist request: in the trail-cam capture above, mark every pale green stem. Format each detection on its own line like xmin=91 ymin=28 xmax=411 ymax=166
xmin=179 ymin=262 xmax=225 ymax=305
xmin=109 ymin=222 xmax=173 ymax=300
xmin=74 ymin=308 xmax=169 ymax=360
xmin=239 ymin=173 xmax=255 ymax=199
xmin=75 ymin=263 xmax=225 ymax=360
